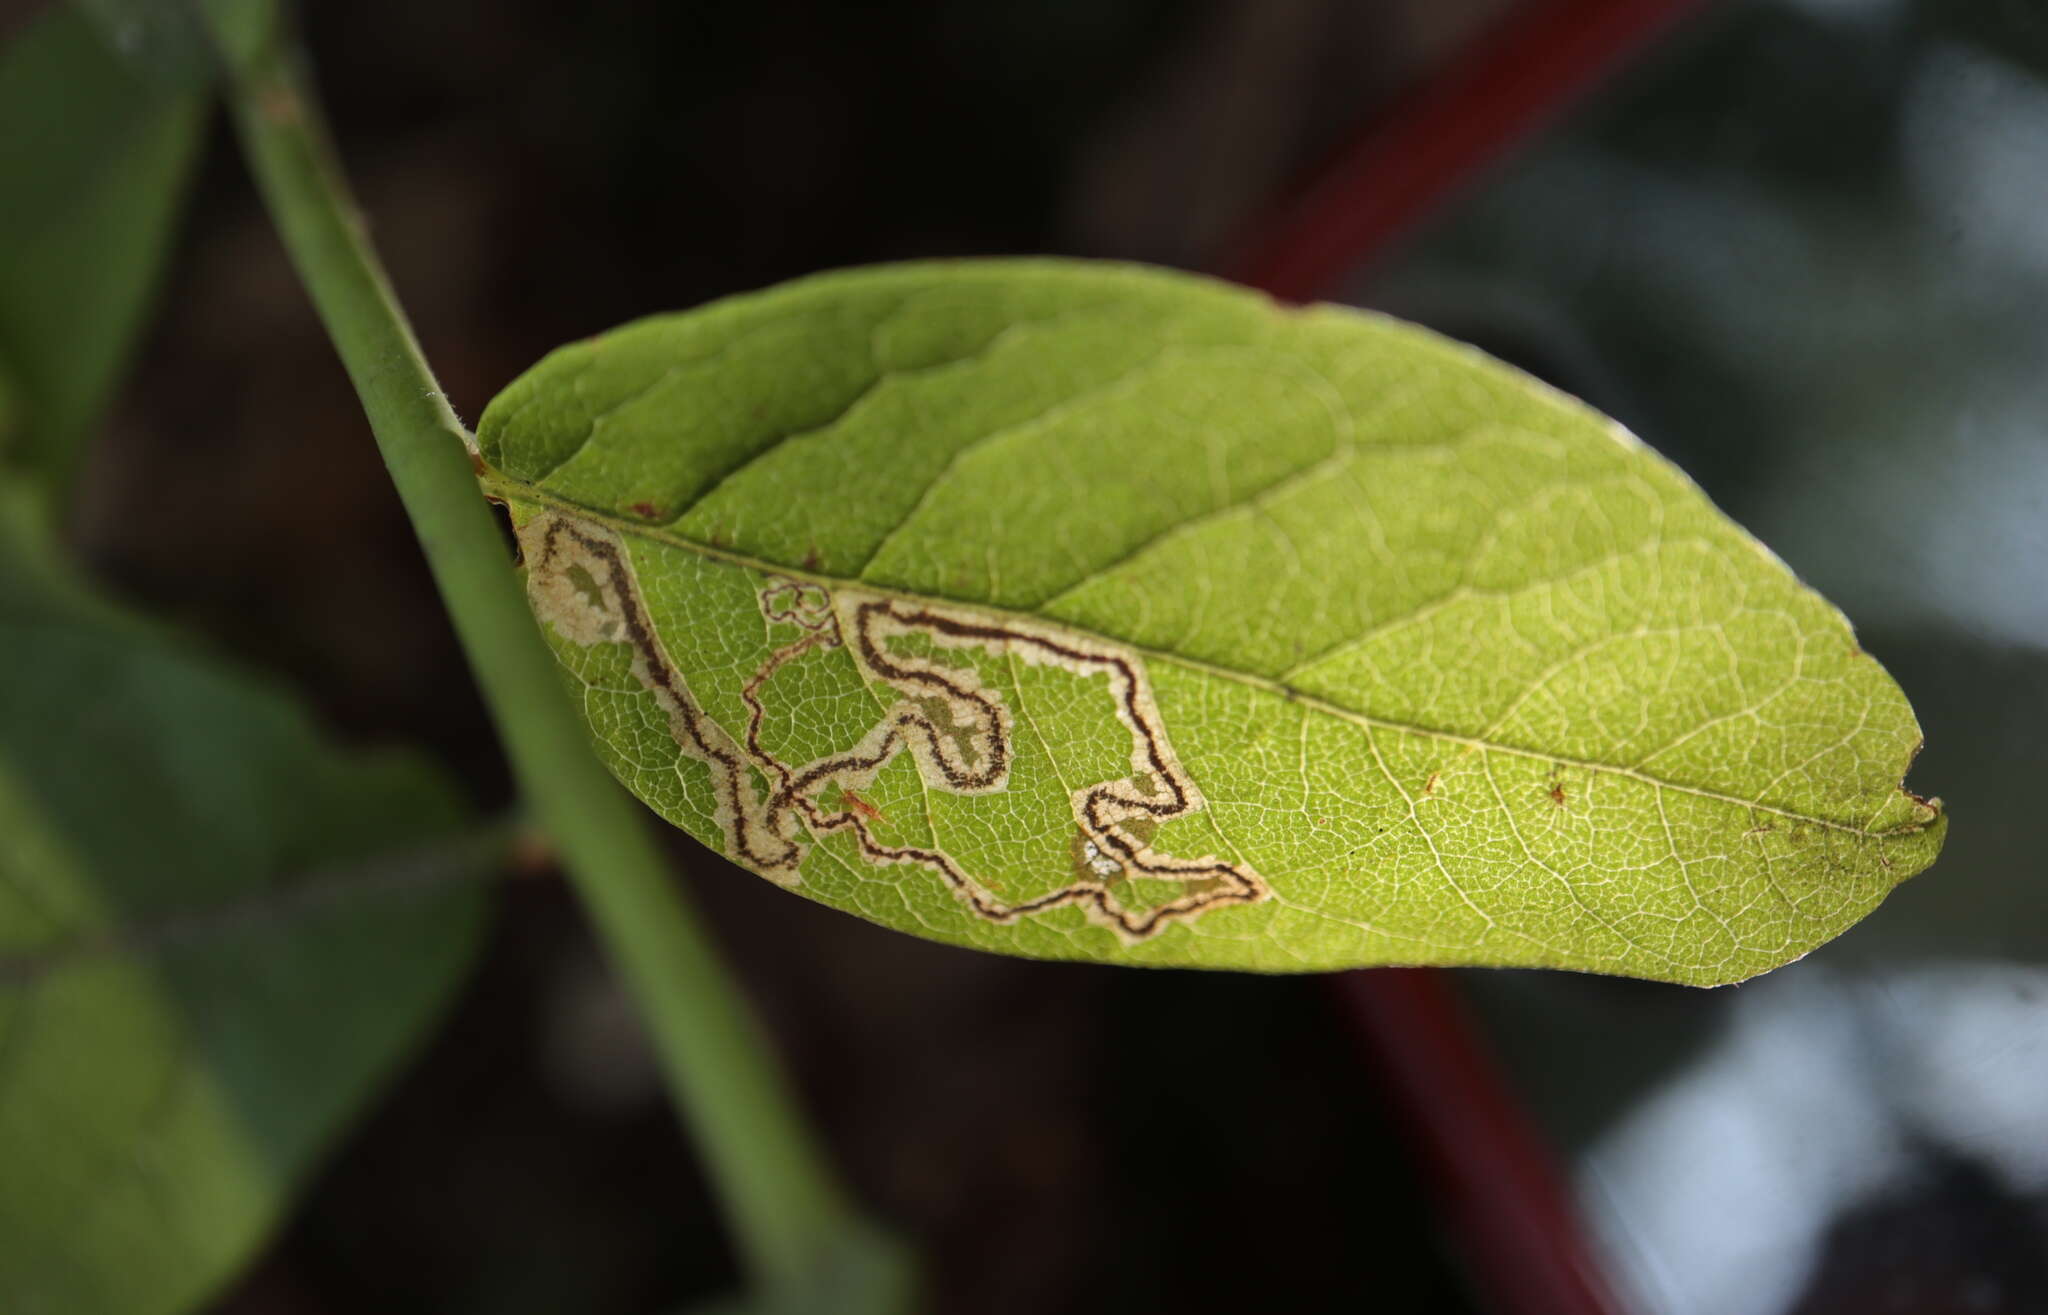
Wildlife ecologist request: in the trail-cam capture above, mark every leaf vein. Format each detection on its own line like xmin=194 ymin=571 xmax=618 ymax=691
xmin=487 ymin=482 xmax=1932 ymax=843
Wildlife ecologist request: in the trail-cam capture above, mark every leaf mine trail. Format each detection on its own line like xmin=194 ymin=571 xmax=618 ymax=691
xmin=523 ymin=513 xmax=1268 ymax=938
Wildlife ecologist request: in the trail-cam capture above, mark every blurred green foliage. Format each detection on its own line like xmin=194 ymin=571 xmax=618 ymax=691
xmin=0 ymin=6 xmax=494 ymax=1312
xmin=0 ymin=4 xmax=206 ymax=499
xmin=0 ymin=558 xmax=493 ymax=1315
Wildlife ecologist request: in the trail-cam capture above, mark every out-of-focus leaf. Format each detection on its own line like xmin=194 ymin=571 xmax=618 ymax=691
xmin=0 ymin=1 xmax=231 ymax=495
xmin=75 ymin=0 xmax=276 ymax=86
xmin=0 ymin=549 xmax=494 ymax=1315
xmin=0 ymin=482 xmax=71 ymax=613
xmin=477 ymin=259 xmax=1942 ymax=986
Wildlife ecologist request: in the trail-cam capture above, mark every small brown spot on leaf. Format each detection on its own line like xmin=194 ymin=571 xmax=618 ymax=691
xmin=629 ymin=501 xmax=659 ymax=519
xmin=840 ymin=788 xmax=885 ymax=823
xmin=1423 ymin=771 xmax=1441 ymax=797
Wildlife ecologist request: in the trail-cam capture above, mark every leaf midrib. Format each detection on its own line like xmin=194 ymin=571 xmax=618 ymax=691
xmin=0 ymin=825 xmax=504 ymax=987
xmin=488 ymin=473 xmax=1933 ymax=843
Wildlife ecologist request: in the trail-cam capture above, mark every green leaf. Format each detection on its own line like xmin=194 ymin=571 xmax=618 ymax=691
xmin=0 ymin=557 xmax=494 ymax=1314
xmin=476 ymin=259 xmax=1942 ymax=986
xmin=74 ymin=0 xmax=277 ymax=87
xmin=0 ymin=0 xmax=239 ymax=495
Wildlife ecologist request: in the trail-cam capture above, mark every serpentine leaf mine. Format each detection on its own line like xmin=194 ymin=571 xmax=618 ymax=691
xmin=522 ymin=512 xmax=1266 ymax=940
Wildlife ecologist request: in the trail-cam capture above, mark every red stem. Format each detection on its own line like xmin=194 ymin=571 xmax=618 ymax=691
xmin=1222 ymin=0 xmax=1707 ymax=301
xmin=1332 ymin=971 xmax=1627 ymax=1315
xmin=1216 ymin=2 xmax=1712 ymax=1311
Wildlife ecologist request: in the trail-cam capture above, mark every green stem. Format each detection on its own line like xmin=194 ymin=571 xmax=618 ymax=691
xmin=204 ymin=10 xmax=891 ymax=1301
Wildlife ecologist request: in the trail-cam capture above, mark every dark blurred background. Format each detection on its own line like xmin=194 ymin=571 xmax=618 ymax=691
xmin=13 ymin=0 xmax=2046 ymax=1310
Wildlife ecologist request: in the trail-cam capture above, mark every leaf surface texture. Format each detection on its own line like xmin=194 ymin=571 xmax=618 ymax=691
xmin=480 ymin=260 xmax=1941 ymax=984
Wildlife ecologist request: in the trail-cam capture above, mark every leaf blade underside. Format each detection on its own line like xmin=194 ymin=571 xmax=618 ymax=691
xmin=479 ymin=259 xmax=1942 ymax=986
xmin=0 ymin=567 xmax=491 ymax=1315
